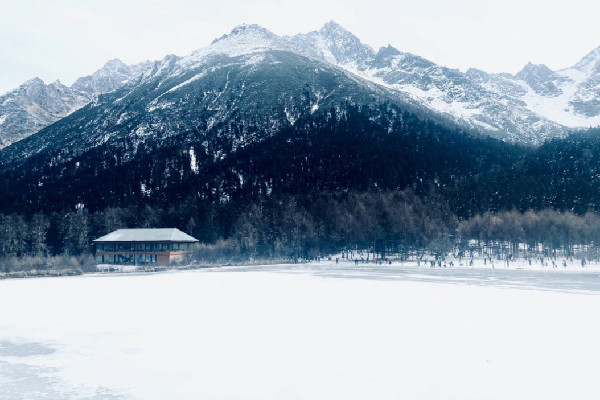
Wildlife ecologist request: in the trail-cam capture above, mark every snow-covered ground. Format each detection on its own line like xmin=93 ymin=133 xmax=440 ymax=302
xmin=2 ymin=262 xmax=600 ymax=399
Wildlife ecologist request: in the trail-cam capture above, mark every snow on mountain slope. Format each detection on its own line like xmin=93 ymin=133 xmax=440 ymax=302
xmin=193 ymin=24 xmax=296 ymax=60
xmin=0 ymin=78 xmax=89 ymax=149
xmin=72 ymin=59 xmax=152 ymax=96
xmin=288 ymin=21 xmax=375 ymax=67
xmin=0 ymin=26 xmax=409 ymax=169
xmin=211 ymin=23 xmax=600 ymax=142
xmin=0 ymin=60 xmax=151 ymax=149
xmin=283 ymin=22 xmax=599 ymax=144
xmin=1 ymin=21 xmax=599 ymax=149
xmin=523 ymin=46 xmax=600 ymax=128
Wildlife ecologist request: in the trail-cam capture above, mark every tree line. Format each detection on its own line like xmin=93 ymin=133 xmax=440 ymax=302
xmin=3 ymin=190 xmax=600 ymax=272
xmin=457 ymin=209 xmax=600 ymax=259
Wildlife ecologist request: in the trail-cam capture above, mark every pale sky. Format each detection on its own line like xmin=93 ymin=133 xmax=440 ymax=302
xmin=1 ymin=0 xmax=599 ymax=94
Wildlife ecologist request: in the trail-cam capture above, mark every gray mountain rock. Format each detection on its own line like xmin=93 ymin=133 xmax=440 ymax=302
xmin=286 ymin=23 xmax=600 ymax=143
xmin=0 ymin=78 xmax=88 ymax=148
xmin=1 ymin=22 xmax=600 ymax=151
xmin=72 ymin=59 xmax=152 ymax=96
xmin=288 ymin=21 xmax=375 ymax=66
xmin=0 ymin=59 xmax=151 ymax=149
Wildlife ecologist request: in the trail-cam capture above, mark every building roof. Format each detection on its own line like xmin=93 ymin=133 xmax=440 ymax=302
xmin=93 ymin=228 xmax=199 ymax=243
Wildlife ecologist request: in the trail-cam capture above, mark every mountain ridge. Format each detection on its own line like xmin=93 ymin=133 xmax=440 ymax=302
xmin=2 ymin=23 xmax=600 ymax=222
xmin=288 ymin=24 xmax=600 ymax=142
xmin=0 ymin=59 xmax=151 ymax=149
xmin=1 ymin=21 xmax=599 ymax=150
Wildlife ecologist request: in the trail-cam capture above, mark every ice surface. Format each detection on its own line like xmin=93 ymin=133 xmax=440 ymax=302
xmin=1 ymin=262 xmax=600 ymax=399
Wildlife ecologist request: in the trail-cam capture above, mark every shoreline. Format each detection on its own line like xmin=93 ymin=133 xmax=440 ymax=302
xmin=0 ymin=269 xmax=82 ymax=280
xmin=0 ymin=259 xmax=295 ymax=280
xmin=1 ymin=257 xmax=599 ymax=281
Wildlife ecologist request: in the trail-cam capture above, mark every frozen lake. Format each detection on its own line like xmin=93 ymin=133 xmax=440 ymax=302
xmin=2 ymin=262 xmax=600 ymax=399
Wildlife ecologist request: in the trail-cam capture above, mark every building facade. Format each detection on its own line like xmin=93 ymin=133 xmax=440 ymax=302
xmin=93 ymin=228 xmax=199 ymax=266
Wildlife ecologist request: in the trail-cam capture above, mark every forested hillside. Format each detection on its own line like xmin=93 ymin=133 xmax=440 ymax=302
xmin=1 ymin=101 xmax=600 ymax=266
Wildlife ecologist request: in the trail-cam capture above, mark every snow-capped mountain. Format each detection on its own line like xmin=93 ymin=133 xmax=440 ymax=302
xmin=287 ymin=21 xmax=375 ymax=66
xmin=0 ymin=24 xmax=404 ymax=168
xmin=71 ymin=59 xmax=152 ymax=96
xmin=1 ymin=21 xmax=599 ymax=154
xmin=0 ymin=78 xmax=88 ymax=148
xmin=0 ymin=59 xmax=150 ymax=148
xmin=3 ymin=22 xmax=600 ymax=216
xmin=289 ymin=22 xmax=600 ymax=143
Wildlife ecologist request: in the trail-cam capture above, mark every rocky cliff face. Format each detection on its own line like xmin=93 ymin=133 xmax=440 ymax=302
xmin=0 ymin=60 xmax=150 ymax=149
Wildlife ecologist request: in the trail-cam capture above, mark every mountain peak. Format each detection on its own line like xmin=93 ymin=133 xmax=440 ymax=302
xmin=318 ymin=21 xmax=362 ymax=42
xmin=371 ymin=45 xmax=402 ymax=67
xmin=376 ymin=45 xmax=401 ymax=57
xmin=515 ymin=62 xmax=563 ymax=97
xmin=49 ymin=79 xmax=65 ymax=89
xmin=22 ymin=77 xmax=45 ymax=87
xmin=71 ymin=58 xmax=150 ymax=96
xmin=212 ymin=23 xmax=277 ymax=45
xmin=230 ymin=23 xmax=269 ymax=35
xmin=102 ymin=59 xmax=127 ymax=70
xmin=320 ymin=20 xmax=347 ymax=33
xmin=516 ymin=62 xmax=554 ymax=79
xmin=196 ymin=23 xmax=293 ymax=60
xmin=572 ymin=45 xmax=600 ymax=72
xmin=290 ymin=21 xmax=374 ymax=65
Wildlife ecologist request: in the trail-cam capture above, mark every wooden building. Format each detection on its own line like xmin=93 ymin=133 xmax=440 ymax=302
xmin=93 ymin=228 xmax=199 ymax=266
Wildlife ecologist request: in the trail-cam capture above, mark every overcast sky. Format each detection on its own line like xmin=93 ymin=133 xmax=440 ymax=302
xmin=1 ymin=0 xmax=599 ymax=94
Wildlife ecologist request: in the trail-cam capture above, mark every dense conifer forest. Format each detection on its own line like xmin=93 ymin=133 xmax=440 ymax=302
xmin=1 ymin=104 xmax=600 ymax=270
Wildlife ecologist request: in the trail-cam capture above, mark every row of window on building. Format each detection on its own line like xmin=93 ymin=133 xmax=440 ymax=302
xmin=96 ymin=242 xmax=195 ymax=252
xmin=97 ymin=253 xmax=159 ymax=264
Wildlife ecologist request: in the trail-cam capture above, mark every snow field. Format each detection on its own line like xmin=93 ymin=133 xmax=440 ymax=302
xmin=1 ymin=264 xmax=600 ymax=399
